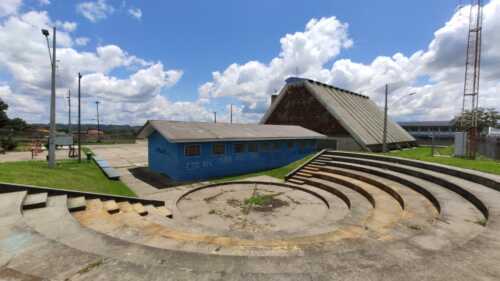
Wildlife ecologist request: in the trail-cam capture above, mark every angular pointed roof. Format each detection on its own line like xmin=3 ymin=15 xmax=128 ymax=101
xmin=260 ymin=77 xmax=415 ymax=149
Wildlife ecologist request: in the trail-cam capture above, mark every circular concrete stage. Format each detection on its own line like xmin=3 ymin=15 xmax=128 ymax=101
xmin=177 ymin=182 xmax=332 ymax=239
xmin=2 ymin=150 xmax=500 ymax=280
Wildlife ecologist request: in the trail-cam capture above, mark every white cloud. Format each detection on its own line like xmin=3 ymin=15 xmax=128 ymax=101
xmin=200 ymin=1 xmax=500 ymax=122
xmin=77 ymin=0 xmax=114 ymax=22
xmin=199 ymin=16 xmax=353 ymax=113
xmin=0 ymin=8 xmax=206 ymax=125
xmin=75 ymin=37 xmax=90 ymax=46
xmin=55 ymin=20 xmax=77 ymax=32
xmin=0 ymin=0 xmax=22 ymax=17
xmin=128 ymin=8 xmax=142 ymax=20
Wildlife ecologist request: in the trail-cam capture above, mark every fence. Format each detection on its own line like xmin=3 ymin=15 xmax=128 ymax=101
xmin=478 ymin=136 xmax=500 ymax=160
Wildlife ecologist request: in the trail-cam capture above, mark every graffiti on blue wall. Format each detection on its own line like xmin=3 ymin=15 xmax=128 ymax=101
xmin=148 ymin=131 xmax=318 ymax=181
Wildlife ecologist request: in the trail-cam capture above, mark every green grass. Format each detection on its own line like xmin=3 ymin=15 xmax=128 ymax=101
xmin=244 ymin=194 xmax=272 ymax=206
xmin=211 ymin=153 xmax=316 ymax=183
xmin=382 ymin=146 xmax=500 ymax=176
xmin=0 ymin=160 xmax=136 ymax=196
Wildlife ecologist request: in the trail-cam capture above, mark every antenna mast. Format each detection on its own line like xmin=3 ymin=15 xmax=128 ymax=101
xmin=461 ymin=0 xmax=483 ymax=159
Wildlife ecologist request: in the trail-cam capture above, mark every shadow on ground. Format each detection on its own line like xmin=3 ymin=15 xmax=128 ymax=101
xmin=128 ymin=167 xmax=180 ymax=189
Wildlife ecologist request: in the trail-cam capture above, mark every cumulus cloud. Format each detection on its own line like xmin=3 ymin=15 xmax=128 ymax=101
xmin=77 ymin=0 xmax=114 ymax=22
xmin=199 ymin=17 xmax=353 ymax=113
xmin=55 ymin=20 xmax=77 ymax=32
xmin=200 ymin=1 xmax=500 ymax=122
xmin=0 ymin=8 xmax=208 ymax=125
xmin=75 ymin=36 xmax=90 ymax=46
xmin=128 ymin=8 xmax=142 ymax=20
xmin=0 ymin=0 xmax=22 ymax=17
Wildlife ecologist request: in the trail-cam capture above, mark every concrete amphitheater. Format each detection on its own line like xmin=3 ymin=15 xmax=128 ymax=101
xmin=1 ymin=150 xmax=500 ymax=280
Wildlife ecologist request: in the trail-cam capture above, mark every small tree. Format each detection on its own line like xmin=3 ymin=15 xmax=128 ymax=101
xmin=7 ymin=117 xmax=28 ymax=131
xmin=0 ymin=99 xmax=8 ymax=128
xmin=453 ymin=107 xmax=500 ymax=132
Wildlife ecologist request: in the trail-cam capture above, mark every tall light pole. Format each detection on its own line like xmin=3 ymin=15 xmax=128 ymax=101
xmin=42 ymin=27 xmax=56 ymax=168
xmin=213 ymin=112 xmax=217 ymax=123
xmin=382 ymin=84 xmax=389 ymax=153
xmin=382 ymin=84 xmax=417 ymax=153
xmin=230 ymin=104 xmax=233 ymax=124
xmin=67 ymin=89 xmax=71 ymax=135
xmin=95 ymin=101 xmax=100 ymax=142
xmin=78 ymin=72 xmax=82 ymax=162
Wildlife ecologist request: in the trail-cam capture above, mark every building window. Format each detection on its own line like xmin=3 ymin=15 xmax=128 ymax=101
xmin=212 ymin=143 xmax=225 ymax=155
xmin=272 ymin=142 xmax=281 ymax=151
xmin=234 ymin=143 xmax=246 ymax=153
xmin=260 ymin=143 xmax=270 ymax=152
xmin=287 ymin=141 xmax=294 ymax=149
xmin=299 ymin=141 xmax=306 ymax=150
xmin=248 ymin=143 xmax=258 ymax=152
xmin=185 ymin=144 xmax=201 ymax=157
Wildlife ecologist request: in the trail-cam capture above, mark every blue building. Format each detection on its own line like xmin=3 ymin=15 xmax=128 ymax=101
xmin=137 ymin=120 xmax=325 ymax=181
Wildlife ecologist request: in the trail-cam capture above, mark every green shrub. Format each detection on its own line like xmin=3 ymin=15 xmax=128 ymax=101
xmin=1 ymin=135 xmax=18 ymax=151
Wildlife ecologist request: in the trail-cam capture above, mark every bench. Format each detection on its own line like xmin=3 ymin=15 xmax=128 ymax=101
xmin=92 ymin=156 xmax=120 ymax=180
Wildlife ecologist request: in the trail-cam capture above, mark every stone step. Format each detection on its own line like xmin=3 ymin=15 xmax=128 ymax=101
xmin=302 ymin=166 xmax=320 ymax=172
xmin=103 ymin=200 xmax=119 ymax=214
xmin=22 ymin=193 xmax=48 ymax=210
xmin=287 ymin=178 xmax=305 ymax=185
xmin=132 ymin=203 xmax=148 ymax=216
xmin=155 ymin=206 xmax=173 ymax=218
xmin=310 ymin=160 xmax=327 ymax=166
xmin=67 ymin=196 xmax=86 ymax=212
xmin=0 ymin=191 xmax=27 ymax=218
xmin=296 ymin=172 xmax=313 ymax=178
xmin=326 ymin=155 xmax=489 ymax=220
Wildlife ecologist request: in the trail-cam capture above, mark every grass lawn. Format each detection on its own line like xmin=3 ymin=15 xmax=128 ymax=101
xmin=0 ymin=159 xmax=136 ymax=196
xmin=211 ymin=153 xmax=316 ymax=183
xmin=383 ymin=146 xmax=500 ymax=176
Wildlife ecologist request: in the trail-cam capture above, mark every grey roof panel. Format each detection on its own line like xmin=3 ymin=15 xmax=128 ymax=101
xmin=137 ymin=120 xmax=326 ymax=143
xmin=261 ymin=77 xmax=415 ymax=147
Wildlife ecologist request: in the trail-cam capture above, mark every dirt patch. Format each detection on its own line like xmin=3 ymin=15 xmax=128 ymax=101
xmin=252 ymin=197 xmax=289 ymax=212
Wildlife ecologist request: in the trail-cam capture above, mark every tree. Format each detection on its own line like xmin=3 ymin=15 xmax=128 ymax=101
xmin=7 ymin=118 xmax=28 ymax=131
xmin=454 ymin=107 xmax=500 ymax=132
xmin=0 ymin=99 xmax=8 ymax=128
xmin=0 ymin=99 xmax=29 ymax=131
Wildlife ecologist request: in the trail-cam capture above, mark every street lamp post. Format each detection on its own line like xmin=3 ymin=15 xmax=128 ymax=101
xmin=42 ymin=27 xmax=56 ymax=168
xmin=382 ymin=84 xmax=389 ymax=153
xmin=382 ymin=84 xmax=417 ymax=153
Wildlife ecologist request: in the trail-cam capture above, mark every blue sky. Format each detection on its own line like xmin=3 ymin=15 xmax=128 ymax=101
xmin=1 ymin=0 xmax=499 ymax=124
xmin=40 ymin=0 xmax=458 ymax=103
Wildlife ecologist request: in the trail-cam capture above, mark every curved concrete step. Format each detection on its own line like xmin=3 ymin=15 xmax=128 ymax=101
xmin=314 ymin=165 xmax=439 ymax=236
xmin=294 ymin=171 xmax=404 ymax=239
xmin=321 ymin=155 xmax=489 ymax=221
xmin=324 ymin=151 xmax=500 ymax=192
xmin=320 ymin=159 xmax=486 ymax=249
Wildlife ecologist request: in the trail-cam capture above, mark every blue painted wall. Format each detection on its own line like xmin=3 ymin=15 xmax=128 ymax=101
xmin=148 ymin=131 xmax=318 ymax=181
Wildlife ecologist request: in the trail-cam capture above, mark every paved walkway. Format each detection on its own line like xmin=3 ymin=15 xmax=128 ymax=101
xmin=0 ymin=149 xmax=71 ymax=163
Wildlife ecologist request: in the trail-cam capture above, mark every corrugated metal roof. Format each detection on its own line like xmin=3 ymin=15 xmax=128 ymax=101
xmin=398 ymin=121 xmax=454 ymax=127
xmin=137 ymin=120 xmax=326 ymax=143
xmin=261 ymin=77 xmax=415 ymax=147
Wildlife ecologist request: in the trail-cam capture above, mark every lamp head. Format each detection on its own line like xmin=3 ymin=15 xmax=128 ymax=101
xmin=41 ymin=29 xmax=49 ymax=37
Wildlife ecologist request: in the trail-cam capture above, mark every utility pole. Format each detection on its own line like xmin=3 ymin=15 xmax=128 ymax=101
xmin=78 ymin=72 xmax=82 ymax=162
xmin=213 ymin=112 xmax=217 ymax=123
xmin=95 ymin=101 xmax=100 ymax=142
xmin=382 ymin=84 xmax=389 ymax=153
xmin=44 ymin=26 xmax=57 ymax=168
xmin=230 ymin=104 xmax=233 ymax=124
xmin=67 ymin=89 xmax=71 ymax=135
